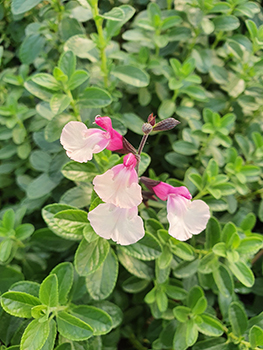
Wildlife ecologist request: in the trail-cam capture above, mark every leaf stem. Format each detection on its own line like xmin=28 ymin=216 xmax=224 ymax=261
xmin=91 ymin=2 xmax=109 ymax=88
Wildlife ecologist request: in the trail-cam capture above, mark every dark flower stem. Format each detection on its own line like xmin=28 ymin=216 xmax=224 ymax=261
xmin=135 ymin=134 xmax=149 ymax=173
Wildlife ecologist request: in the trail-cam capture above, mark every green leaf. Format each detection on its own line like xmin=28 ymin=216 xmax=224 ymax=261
xmin=158 ymin=99 xmax=176 ymax=119
xmin=12 ymin=0 xmax=42 ymax=14
xmin=70 ymin=305 xmax=112 ymax=335
xmin=2 ymin=208 xmax=15 ymax=230
xmin=26 ymin=173 xmax=57 ymax=199
xmin=192 ymin=296 xmax=207 ymax=315
xmin=0 ymin=266 xmax=24 ymax=293
xmin=172 ymin=322 xmax=188 ymax=350
xmin=57 ymin=311 xmax=93 ymax=341
xmin=15 ymin=223 xmax=34 ymax=240
xmin=173 ymin=259 xmax=199 ymax=278
xmin=189 ymin=173 xmax=203 ymax=191
xmin=58 ymin=50 xmax=76 ymax=78
xmin=21 ymin=319 xmax=49 ymax=350
xmin=197 ymin=314 xmax=224 ymax=337
xmin=50 ymin=94 xmax=71 ymax=115
xmin=187 ymin=286 xmax=204 ymax=310
xmin=205 ymin=217 xmax=221 ymax=249
xmin=78 ymin=87 xmax=112 ymax=108
xmin=236 ymin=237 xmax=263 ymax=255
xmin=100 ymin=7 xmax=125 ymax=21
xmin=249 ymin=325 xmax=263 ymax=348
xmin=86 ymin=249 xmax=118 ymax=300
xmin=53 ymin=209 xmax=89 ymax=236
xmin=50 ymin=262 xmax=74 ymax=305
xmin=62 ymin=161 xmax=98 ymax=182
xmin=172 ymin=141 xmax=198 ymax=155
xmin=169 ymin=240 xmax=196 ymax=261
xmin=92 ymin=300 xmax=122 ymax=328
xmin=74 ymin=238 xmax=110 ymax=276
xmin=111 ymin=66 xmax=149 ymax=87
xmin=0 ymin=239 xmax=13 ymax=263
xmin=120 ymin=232 xmax=161 ymax=261
xmin=212 ymin=264 xmax=233 ymax=297
xmin=156 ymin=289 xmax=168 ymax=312
xmin=45 ymin=114 xmax=74 ymax=142
xmin=24 ymin=80 xmax=53 ymax=101
xmin=193 ymin=338 xmax=228 ymax=350
xmin=198 ymin=253 xmax=218 ymax=274
xmin=240 ymin=212 xmax=256 ymax=231
xmin=117 ymin=248 xmax=154 ymax=279
xmin=67 ymin=70 xmax=89 ymax=90
xmin=213 ymin=15 xmax=240 ymax=31
xmin=181 ymin=86 xmax=207 ymax=101
xmin=19 ymin=35 xmax=45 ymax=64
xmin=229 ymin=302 xmax=248 ymax=337
xmin=39 ymin=274 xmax=59 ymax=307
xmin=41 ymin=319 xmax=56 ymax=350
xmin=138 ymin=152 xmax=151 ymax=176
xmin=106 ymin=5 xmax=135 ymax=38
xmin=1 ymin=291 xmax=41 ymax=318
xmin=228 ymin=261 xmax=254 ymax=287
xmin=31 ymin=74 xmax=61 ymax=91
xmin=122 ymin=276 xmax=149 ymax=293
xmin=42 ymin=204 xmax=83 ymax=241
xmin=64 ymin=35 xmax=96 ymax=59
xmin=166 ymin=285 xmax=187 ymax=300
xmin=173 ymin=306 xmax=191 ymax=323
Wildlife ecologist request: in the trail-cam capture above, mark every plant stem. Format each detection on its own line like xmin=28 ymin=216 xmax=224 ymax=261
xmin=91 ymin=2 xmax=109 ymax=88
xmin=135 ymin=134 xmax=149 ymax=173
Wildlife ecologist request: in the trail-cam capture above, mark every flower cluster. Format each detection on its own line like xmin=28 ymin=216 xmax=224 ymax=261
xmin=60 ymin=115 xmax=210 ymax=245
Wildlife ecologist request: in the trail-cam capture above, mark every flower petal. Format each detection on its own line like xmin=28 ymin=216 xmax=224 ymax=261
xmin=60 ymin=121 xmax=108 ymax=162
xmin=167 ymin=195 xmax=210 ymax=241
xmin=93 ymin=164 xmax=142 ymax=208
xmin=95 ymin=116 xmax=123 ymax=151
xmin=88 ymin=204 xmax=145 ymax=245
xmin=153 ymin=182 xmax=192 ymax=201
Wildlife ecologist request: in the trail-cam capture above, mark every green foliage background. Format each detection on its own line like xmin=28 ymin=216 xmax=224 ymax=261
xmin=1 ymin=0 xmax=263 ymax=349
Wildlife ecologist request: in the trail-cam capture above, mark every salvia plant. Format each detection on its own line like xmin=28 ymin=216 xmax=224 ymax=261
xmin=1 ymin=0 xmax=263 ymax=349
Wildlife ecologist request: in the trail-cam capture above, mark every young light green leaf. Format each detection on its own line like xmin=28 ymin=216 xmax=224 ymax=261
xmin=1 ymin=291 xmax=41 ymax=318
xmin=39 ymin=274 xmax=59 ymax=307
xmin=70 ymin=305 xmax=112 ymax=335
xmin=50 ymin=262 xmax=74 ymax=305
xmin=21 ymin=319 xmax=49 ymax=350
xmin=57 ymin=311 xmax=93 ymax=341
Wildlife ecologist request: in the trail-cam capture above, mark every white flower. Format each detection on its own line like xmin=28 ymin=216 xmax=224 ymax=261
xmin=88 ymin=204 xmax=145 ymax=245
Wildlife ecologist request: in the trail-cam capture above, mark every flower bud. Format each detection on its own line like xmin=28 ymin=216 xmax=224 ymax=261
xmin=142 ymin=123 xmax=153 ymax=135
xmin=153 ymin=118 xmax=180 ymax=131
xmin=147 ymin=113 xmax=156 ymax=126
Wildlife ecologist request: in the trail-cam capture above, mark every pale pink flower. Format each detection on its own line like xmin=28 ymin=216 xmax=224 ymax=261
xmin=142 ymin=180 xmax=210 ymax=241
xmin=93 ymin=153 xmax=142 ymax=208
xmin=88 ymin=203 xmax=145 ymax=245
xmin=60 ymin=117 xmax=123 ymax=163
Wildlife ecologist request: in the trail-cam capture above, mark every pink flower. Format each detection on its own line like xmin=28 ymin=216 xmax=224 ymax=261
xmin=88 ymin=204 xmax=145 ymax=245
xmin=141 ymin=179 xmax=210 ymax=241
xmin=60 ymin=117 xmax=123 ymax=163
xmin=93 ymin=153 xmax=142 ymax=208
